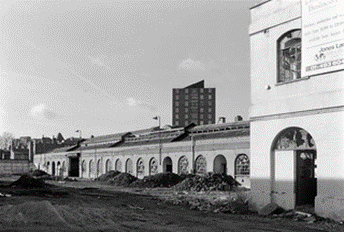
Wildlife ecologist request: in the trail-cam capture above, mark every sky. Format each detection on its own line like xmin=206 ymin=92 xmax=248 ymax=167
xmin=0 ymin=0 xmax=260 ymax=139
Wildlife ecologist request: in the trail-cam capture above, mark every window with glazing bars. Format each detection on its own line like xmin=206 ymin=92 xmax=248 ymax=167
xmin=277 ymin=30 xmax=301 ymax=83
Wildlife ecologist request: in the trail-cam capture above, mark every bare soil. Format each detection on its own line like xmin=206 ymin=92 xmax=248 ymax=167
xmin=0 ymin=176 xmax=343 ymax=232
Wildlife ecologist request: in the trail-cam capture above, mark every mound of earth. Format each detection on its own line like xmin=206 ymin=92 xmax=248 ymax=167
xmin=30 ymin=169 xmax=50 ymax=177
xmin=107 ymin=173 xmax=137 ymax=187
xmin=9 ymin=174 xmax=49 ymax=188
xmin=173 ymin=173 xmax=240 ymax=192
xmin=130 ymin=173 xmax=184 ymax=188
xmin=95 ymin=170 xmax=121 ymax=182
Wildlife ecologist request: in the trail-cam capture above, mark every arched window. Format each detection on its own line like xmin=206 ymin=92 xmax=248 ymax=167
xmin=115 ymin=159 xmax=122 ymax=172
xmin=277 ymin=29 xmax=301 ymax=83
xmin=195 ymin=155 xmax=207 ymax=175
xmin=97 ymin=160 xmax=101 ymax=176
xmin=137 ymin=158 xmax=144 ymax=177
xmin=125 ymin=158 xmax=133 ymax=174
xmin=105 ymin=159 xmax=112 ymax=173
xmin=235 ymin=154 xmax=250 ymax=177
xmin=89 ymin=160 xmax=94 ymax=178
xmin=149 ymin=157 xmax=158 ymax=175
xmin=178 ymin=156 xmax=189 ymax=174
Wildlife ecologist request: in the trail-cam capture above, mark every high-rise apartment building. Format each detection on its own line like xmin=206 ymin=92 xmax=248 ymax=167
xmin=172 ymin=80 xmax=215 ymax=127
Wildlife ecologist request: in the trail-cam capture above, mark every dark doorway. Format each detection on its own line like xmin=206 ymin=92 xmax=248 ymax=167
xmin=69 ymin=157 xmax=80 ymax=177
xmin=163 ymin=157 xmax=173 ymax=173
xmin=296 ymin=150 xmax=317 ymax=206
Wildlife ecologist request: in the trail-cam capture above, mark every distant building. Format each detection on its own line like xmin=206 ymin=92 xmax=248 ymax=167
xmin=172 ymin=80 xmax=216 ymax=127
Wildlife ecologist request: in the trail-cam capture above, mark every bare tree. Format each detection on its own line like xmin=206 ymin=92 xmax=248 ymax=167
xmin=0 ymin=132 xmax=14 ymax=150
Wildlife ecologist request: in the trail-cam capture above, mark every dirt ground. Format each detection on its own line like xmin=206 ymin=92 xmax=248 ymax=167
xmin=0 ymin=176 xmax=343 ymax=232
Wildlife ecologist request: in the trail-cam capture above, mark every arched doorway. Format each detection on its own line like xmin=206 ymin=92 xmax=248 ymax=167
xmin=51 ymin=162 xmax=56 ymax=176
xmin=81 ymin=160 xmax=87 ymax=178
xmin=61 ymin=161 xmax=65 ymax=177
xmin=97 ymin=160 xmax=102 ymax=177
xmin=125 ymin=158 xmax=133 ymax=174
xmin=213 ymin=155 xmax=227 ymax=174
xmin=149 ymin=157 xmax=158 ymax=175
xmin=195 ymin=155 xmax=207 ymax=175
xmin=163 ymin=157 xmax=172 ymax=173
xmin=57 ymin=161 xmax=61 ymax=176
xmin=137 ymin=158 xmax=144 ymax=178
xmin=105 ymin=159 xmax=112 ymax=173
xmin=272 ymin=127 xmax=317 ymax=207
xmin=89 ymin=160 xmax=94 ymax=178
xmin=178 ymin=156 xmax=189 ymax=174
xmin=115 ymin=159 xmax=122 ymax=172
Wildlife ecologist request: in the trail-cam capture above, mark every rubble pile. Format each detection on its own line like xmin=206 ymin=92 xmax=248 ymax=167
xmin=95 ymin=171 xmax=121 ymax=182
xmin=107 ymin=173 xmax=137 ymax=187
xmin=9 ymin=174 xmax=49 ymax=188
xmin=165 ymin=191 xmax=250 ymax=214
xmin=173 ymin=173 xmax=240 ymax=192
xmin=30 ymin=170 xmax=50 ymax=177
xmin=130 ymin=173 xmax=184 ymax=188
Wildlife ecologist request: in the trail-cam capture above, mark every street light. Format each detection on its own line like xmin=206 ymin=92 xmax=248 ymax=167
xmin=153 ymin=116 xmax=162 ymax=165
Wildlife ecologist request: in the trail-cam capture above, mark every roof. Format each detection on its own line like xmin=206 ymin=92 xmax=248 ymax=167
xmin=190 ymin=121 xmax=250 ymax=133
xmin=82 ymin=132 xmax=130 ymax=144
xmin=50 ymin=145 xmax=78 ymax=153
xmin=250 ymin=0 xmax=271 ymax=10
xmin=184 ymin=80 xmax=205 ymax=89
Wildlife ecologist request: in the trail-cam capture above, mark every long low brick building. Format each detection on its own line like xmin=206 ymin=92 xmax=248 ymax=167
xmin=34 ymin=121 xmax=251 ymax=187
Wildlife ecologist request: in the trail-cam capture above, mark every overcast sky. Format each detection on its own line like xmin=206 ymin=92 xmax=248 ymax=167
xmin=0 ymin=0 xmax=259 ymax=139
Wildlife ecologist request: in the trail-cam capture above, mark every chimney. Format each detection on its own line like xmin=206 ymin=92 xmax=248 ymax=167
xmin=218 ymin=117 xmax=226 ymax=124
xmin=235 ymin=115 xmax=243 ymax=122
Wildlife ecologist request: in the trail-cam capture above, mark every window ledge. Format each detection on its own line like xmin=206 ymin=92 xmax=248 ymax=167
xmin=275 ymin=76 xmax=310 ymax=86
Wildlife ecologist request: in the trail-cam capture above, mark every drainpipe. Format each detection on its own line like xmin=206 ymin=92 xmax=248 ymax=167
xmin=191 ymin=132 xmax=195 ymax=174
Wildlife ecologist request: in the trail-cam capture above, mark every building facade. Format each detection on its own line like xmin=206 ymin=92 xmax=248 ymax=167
xmin=34 ymin=121 xmax=251 ymax=187
xmin=249 ymin=0 xmax=344 ymax=221
xmin=172 ymin=80 xmax=216 ymax=127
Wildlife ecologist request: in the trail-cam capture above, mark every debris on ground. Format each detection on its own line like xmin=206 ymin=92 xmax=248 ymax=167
xmin=0 ymin=200 xmax=70 ymax=228
xmin=9 ymin=174 xmax=49 ymax=188
xmin=107 ymin=173 xmax=137 ymax=187
xmin=95 ymin=170 xmax=121 ymax=182
xmin=160 ymin=190 xmax=251 ymax=214
xmin=172 ymin=173 xmax=240 ymax=192
xmin=130 ymin=173 xmax=184 ymax=188
xmin=258 ymin=202 xmax=284 ymax=216
xmin=30 ymin=169 xmax=50 ymax=177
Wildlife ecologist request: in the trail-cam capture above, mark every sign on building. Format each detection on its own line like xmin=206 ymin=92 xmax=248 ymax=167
xmin=301 ymin=0 xmax=344 ymax=77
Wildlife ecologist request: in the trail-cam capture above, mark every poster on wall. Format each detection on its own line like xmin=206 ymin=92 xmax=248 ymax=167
xmin=301 ymin=0 xmax=344 ymax=77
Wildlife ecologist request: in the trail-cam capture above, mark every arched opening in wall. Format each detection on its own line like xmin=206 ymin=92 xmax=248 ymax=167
xmin=195 ymin=155 xmax=207 ymax=175
xmin=149 ymin=157 xmax=158 ymax=176
xmin=52 ymin=162 xmax=56 ymax=176
xmin=213 ymin=155 xmax=227 ymax=175
xmin=125 ymin=159 xmax=133 ymax=174
xmin=97 ymin=160 xmax=101 ymax=177
xmin=61 ymin=161 xmax=65 ymax=176
xmin=57 ymin=161 xmax=61 ymax=176
xmin=46 ymin=162 xmax=50 ymax=174
xmin=38 ymin=164 xmax=40 ymax=170
xmin=178 ymin=156 xmax=189 ymax=174
xmin=163 ymin=157 xmax=172 ymax=173
xmin=137 ymin=158 xmax=144 ymax=178
xmin=81 ymin=160 xmax=86 ymax=178
xmin=105 ymin=159 xmax=112 ymax=173
xmin=115 ymin=159 xmax=122 ymax=172
xmin=89 ymin=160 xmax=94 ymax=178
xmin=272 ymin=127 xmax=317 ymax=208
xmin=234 ymin=154 xmax=250 ymax=185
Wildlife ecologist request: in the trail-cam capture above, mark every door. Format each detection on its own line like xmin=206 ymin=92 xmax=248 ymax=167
xmin=296 ymin=150 xmax=317 ymax=206
xmin=69 ymin=157 xmax=80 ymax=177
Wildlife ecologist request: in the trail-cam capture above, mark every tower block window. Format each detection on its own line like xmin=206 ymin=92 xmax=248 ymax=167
xmin=277 ymin=29 xmax=301 ymax=83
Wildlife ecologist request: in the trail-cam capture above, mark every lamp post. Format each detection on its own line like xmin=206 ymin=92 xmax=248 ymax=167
xmin=153 ymin=116 xmax=162 ymax=165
